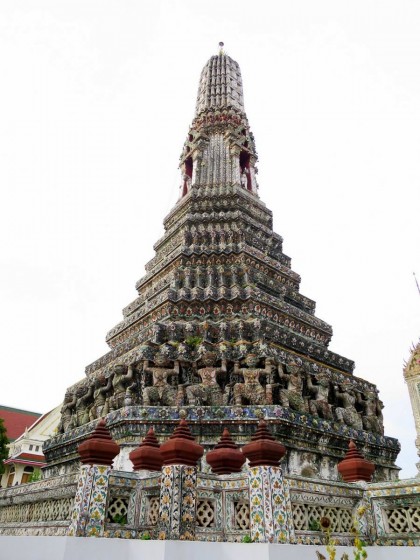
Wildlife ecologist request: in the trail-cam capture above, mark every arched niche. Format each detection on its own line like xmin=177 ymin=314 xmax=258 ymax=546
xmin=239 ymin=150 xmax=252 ymax=191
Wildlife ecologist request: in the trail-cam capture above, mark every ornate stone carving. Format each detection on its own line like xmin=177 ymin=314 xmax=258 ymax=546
xmin=89 ymin=374 xmax=112 ymax=421
xmin=278 ymin=359 xmax=307 ymax=413
xmin=357 ymin=391 xmax=384 ymax=435
xmin=307 ymin=372 xmax=333 ymax=420
xmin=186 ymin=352 xmax=227 ymax=406
xmin=233 ymin=354 xmax=272 ymax=406
xmin=142 ymin=355 xmax=180 ymax=406
xmin=333 ymin=383 xmax=363 ymax=431
xmin=58 ymin=389 xmax=77 ymax=433
xmin=52 ymin=48 xmax=400 ymax=482
xmin=109 ymin=365 xmax=135 ymax=412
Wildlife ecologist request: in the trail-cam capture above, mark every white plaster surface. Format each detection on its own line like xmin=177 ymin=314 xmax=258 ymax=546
xmin=0 ymin=538 xmax=419 ymax=560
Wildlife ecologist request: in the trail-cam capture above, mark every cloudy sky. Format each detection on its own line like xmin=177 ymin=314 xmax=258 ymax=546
xmin=0 ymin=1 xmax=418 ymax=477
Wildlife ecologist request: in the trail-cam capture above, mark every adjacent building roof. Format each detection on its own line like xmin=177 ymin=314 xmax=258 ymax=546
xmin=0 ymin=405 xmax=42 ymax=442
xmin=4 ymin=452 xmax=45 ymax=467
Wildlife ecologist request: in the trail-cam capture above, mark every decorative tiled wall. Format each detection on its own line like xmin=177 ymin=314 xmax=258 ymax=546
xmin=248 ymin=466 xmax=294 ymax=543
xmin=68 ymin=465 xmax=111 ymax=537
xmin=158 ymin=465 xmax=198 ymax=541
xmin=0 ymin=464 xmax=420 ymax=545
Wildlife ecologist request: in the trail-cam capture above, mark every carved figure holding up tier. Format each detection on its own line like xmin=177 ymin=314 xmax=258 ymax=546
xmin=75 ymin=381 xmax=95 ymax=426
xmin=233 ymin=354 xmax=272 ymax=406
xmin=58 ymin=389 xmax=77 ymax=433
xmin=333 ymin=383 xmax=363 ymax=430
xmin=109 ymin=364 xmax=135 ymax=412
xmin=357 ymin=391 xmax=384 ymax=435
xmin=142 ymin=354 xmax=180 ymax=406
xmin=307 ymin=372 xmax=333 ymax=420
xmin=89 ymin=374 xmax=112 ymax=421
xmin=278 ymin=360 xmax=307 ymax=413
xmin=186 ymin=352 xmax=227 ymax=406
xmin=124 ymin=374 xmax=140 ymax=407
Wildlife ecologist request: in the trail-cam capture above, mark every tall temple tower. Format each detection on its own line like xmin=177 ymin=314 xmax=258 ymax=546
xmin=404 ymin=341 xmax=420 ymax=476
xmin=45 ymin=48 xmax=400 ymax=481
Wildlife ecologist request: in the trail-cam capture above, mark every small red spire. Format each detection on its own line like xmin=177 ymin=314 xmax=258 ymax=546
xmin=337 ymin=440 xmax=375 ymax=482
xmin=129 ymin=427 xmax=163 ymax=471
xmin=206 ymin=428 xmax=245 ymax=474
xmin=78 ymin=419 xmax=120 ymax=466
xmin=160 ymin=419 xmax=204 ymax=466
xmin=242 ymin=420 xmax=286 ymax=467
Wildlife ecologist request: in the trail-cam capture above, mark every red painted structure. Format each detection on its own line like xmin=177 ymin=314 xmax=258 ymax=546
xmin=206 ymin=428 xmax=245 ymax=474
xmin=242 ymin=420 xmax=286 ymax=467
xmin=160 ymin=419 xmax=204 ymax=466
xmin=0 ymin=405 xmax=41 ymax=442
xmin=130 ymin=427 xmax=163 ymax=471
xmin=78 ymin=419 xmax=120 ymax=466
xmin=337 ymin=440 xmax=375 ymax=482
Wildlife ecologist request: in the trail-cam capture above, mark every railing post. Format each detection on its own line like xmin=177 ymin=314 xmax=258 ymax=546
xmin=247 ymin=464 xmax=294 ymax=543
xmin=67 ymin=419 xmax=119 ymax=537
xmin=243 ymin=420 xmax=294 ymax=543
xmin=157 ymin=419 xmax=203 ymax=540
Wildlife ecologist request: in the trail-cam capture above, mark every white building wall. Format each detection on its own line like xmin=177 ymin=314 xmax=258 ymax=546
xmin=0 ymin=538 xmax=419 ymax=560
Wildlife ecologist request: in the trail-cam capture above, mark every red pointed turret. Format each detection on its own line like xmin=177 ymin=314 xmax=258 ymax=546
xmin=338 ymin=440 xmax=375 ymax=482
xmin=160 ymin=419 xmax=204 ymax=466
xmin=78 ymin=419 xmax=120 ymax=466
xmin=206 ymin=428 xmax=245 ymax=474
xmin=129 ymin=427 xmax=163 ymax=471
xmin=242 ymin=420 xmax=286 ymax=467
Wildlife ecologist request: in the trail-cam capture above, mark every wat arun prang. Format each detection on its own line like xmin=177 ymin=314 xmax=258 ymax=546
xmin=45 ymin=47 xmax=400 ymax=482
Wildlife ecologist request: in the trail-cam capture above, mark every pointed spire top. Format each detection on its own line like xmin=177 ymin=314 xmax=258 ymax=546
xmin=195 ymin=49 xmax=244 ymax=115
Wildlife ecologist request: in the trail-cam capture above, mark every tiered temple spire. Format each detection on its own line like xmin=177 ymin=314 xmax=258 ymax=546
xmin=47 ymin=50 xmax=399 ymax=483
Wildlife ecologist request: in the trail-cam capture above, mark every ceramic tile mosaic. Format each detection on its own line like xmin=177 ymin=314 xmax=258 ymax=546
xmin=196 ymin=489 xmax=222 ymax=529
xmin=197 ymin=472 xmax=247 ymax=490
xmin=158 ymin=465 xmax=197 ymax=540
xmin=67 ymin=464 xmax=91 ymax=536
xmin=1 ymin=459 xmax=420 ymax=544
xmin=248 ymin=466 xmax=293 ymax=543
xmin=67 ymin=465 xmax=111 ymax=537
xmin=225 ymin=490 xmax=250 ymax=530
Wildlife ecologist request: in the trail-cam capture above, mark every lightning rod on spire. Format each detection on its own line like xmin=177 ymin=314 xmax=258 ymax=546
xmin=414 ymin=272 xmax=420 ymax=297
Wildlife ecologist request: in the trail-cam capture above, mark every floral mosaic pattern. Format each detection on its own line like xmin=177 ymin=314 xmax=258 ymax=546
xmin=1 ymin=465 xmax=420 ymax=544
xmin=248 ymin=466 xmax=293 ymax=543
xmin=67 ymin=465 xmax=110 ymax=537
xmin=158 ymin=465 xmax=197 ymax=540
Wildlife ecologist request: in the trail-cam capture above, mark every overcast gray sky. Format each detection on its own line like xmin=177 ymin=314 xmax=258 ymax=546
xmin=0 ymin=1 xmax=419 ymax=478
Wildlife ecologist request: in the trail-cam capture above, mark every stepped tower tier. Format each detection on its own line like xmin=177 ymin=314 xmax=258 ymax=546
xmin=45 ymin=50 xmax=400 ymax=482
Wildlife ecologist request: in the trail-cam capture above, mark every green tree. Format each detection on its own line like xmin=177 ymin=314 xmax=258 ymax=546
xmin=0 ymin=417 xmax=9 ymax=475
xmin=29 ymin=467 xmax=42 ymax=483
